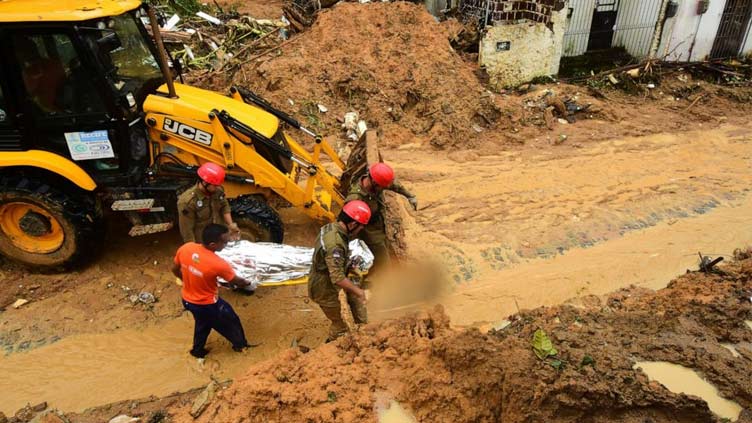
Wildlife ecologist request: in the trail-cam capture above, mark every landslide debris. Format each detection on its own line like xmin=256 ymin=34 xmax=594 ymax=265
xmin=216 ymin=2 xmax=502 ymax=150
xmin=169 ymin=257 xmax=752 ymax=423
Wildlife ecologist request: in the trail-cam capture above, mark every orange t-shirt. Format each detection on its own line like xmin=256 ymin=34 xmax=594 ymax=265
xmin=174 ymin=242 xmax=236 ymax=305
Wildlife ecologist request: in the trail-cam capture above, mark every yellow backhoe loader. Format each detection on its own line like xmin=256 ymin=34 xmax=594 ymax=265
xmin=0 ymin=0 xmax=376 ymax=268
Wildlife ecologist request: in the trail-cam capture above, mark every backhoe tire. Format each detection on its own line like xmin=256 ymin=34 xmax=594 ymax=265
xmin=230 ymin=195 xmax=284 ymax=243
xmin=0 ymin=176 xmax=102 ymax=269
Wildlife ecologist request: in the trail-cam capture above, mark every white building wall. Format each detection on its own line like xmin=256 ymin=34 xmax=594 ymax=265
xmin=657 ymin=0 xmax=727 ymax=61
xmin=480 ymin=7 xmax=569 ymax=88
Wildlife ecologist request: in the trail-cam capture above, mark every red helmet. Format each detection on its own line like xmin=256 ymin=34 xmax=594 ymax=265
xmin=369 ymin=163 xmax=394 ymax=188
xmin=197 ymin=162 xmax=226 ymax=185
xmin=342 ymin=200 xmax=371 ymax=225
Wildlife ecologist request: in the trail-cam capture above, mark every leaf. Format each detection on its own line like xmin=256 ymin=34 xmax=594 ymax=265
xmin=327 ymin=391 xmax=337 ymax=403
xmin=549 ymin=359 xmax=563 ymax=370
xmin=532 ymin=329 xmax=558 ymax=360
xmin=581 ymin=355 xmax=595 ymax=367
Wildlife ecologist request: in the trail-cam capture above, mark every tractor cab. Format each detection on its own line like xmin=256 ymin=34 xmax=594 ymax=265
xmin=0 ymin=1 xmax=167 ymax=187
xmin=0 ymin=0 xmax=359 ymax=269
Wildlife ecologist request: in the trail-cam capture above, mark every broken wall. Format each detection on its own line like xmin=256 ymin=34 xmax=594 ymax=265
xmin=469 ymin=0 xmax=568 ymax=88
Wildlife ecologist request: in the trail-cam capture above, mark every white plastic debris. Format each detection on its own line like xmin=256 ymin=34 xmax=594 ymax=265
xmin=208 ymin=41 xmax=219 ymax=51
xmin=356 ymin=120 xmax=368 ymax=138
xmin=196 ymin=11 xmax=221 ymax=25
xmin=342 ymin=112 xmax=360 ymax=141
xmin=647 ymin=83 xmax=656 ymax=89
xmin=163 ymin=14 xmax=180 ymax=30
xmin=287 ymin=99 xmax=295 ymax=106
xmin=317 ymin=104 xmax=328 ymax=113
xmin=184 ymin=44 xmax=195 ymax=60
xmin=185 ymin=28 xmax=197 ymax=35
xmin=109 ymin=415 xmax=139 ymax=423
xmin=12 ymin=299 xmax=29 ymax=309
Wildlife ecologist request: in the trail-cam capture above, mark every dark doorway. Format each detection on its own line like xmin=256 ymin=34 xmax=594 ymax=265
xmin=588 ymin=0 xmax=619 ymax=51
xmin=710 ymin=0 xmax=752 ymax=59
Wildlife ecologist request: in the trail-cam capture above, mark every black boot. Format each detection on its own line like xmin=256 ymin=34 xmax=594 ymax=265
xmin=189 ymin=347 xmax=210 ymax=358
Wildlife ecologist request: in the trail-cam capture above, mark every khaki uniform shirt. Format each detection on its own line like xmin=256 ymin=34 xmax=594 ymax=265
xmin=177 ymin=185 xmax=231 ymax=243
xmin=344 ymin=175 xmax=412 ymax=244
xmin=308 ymin=223 xmax=349 ymax=308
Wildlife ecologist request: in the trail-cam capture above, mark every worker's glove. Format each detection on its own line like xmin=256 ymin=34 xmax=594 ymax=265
xmin=407 ymin=196 xmax=418 ymax=211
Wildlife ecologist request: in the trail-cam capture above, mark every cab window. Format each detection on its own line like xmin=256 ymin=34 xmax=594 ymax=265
xmin=12 ymin=33 xmax=106 ymax=116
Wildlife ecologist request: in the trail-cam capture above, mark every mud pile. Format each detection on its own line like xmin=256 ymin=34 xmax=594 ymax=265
xmin=228 ymin=2 xmax=502 ymax=149
xmin=167 ymin=258 xmax=752 ymax=422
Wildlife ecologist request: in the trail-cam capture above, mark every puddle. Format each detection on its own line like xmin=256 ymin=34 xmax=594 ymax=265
xmin=0 ymin=315 xmax=271 ymax=414
xmin=721 ymin=343 xmax=741 ymax=358
xmin=378 ymin=400 xmax=417 ymax=423
xmin=634 ymin=361 xmax=742 ymax=421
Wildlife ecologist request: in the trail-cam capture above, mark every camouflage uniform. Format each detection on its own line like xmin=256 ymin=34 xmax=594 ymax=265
xmin=177 ymin=185 xmax=231 ymax=243
xmin=345 ymin=175 xmax=413 ymax=277
xmin=308 ymin=222 xmax=367 ymax=340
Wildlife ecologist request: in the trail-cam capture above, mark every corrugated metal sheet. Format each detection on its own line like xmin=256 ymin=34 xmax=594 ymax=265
xmin=563 ymin=0 xmax=663 ymax=58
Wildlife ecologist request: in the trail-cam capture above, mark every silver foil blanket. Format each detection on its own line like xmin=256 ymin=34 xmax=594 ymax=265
xmin=217 ymin=240 xmax=373 ymax=288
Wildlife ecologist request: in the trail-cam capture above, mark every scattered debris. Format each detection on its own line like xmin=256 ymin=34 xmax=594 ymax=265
xmin=190 ymin=381 xmax=218 ymax=418
xmin=31 ymin=402 xmax=47 ymax=412
xmin=12 ymin=299 xmax=29 ymax=309
xmin=196 ymin=11 xmax=221 ymax=25
xmin=129 ymin=292 xmax=157 ymax=305
xmin=342 ymin=112 xmax=367 ymax=141
xmin=108 ymin=415 xmax=140 ymax=423
xmin=28 ymin=409 xmax=68 ymax=423
xmin=698 ymin=252 xmax=724 ymax=273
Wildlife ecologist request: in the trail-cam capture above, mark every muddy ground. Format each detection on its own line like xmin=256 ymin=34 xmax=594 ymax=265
xmin=1 ymin=1 xmax=752 ymax=421
xmin=161 ymin=256 xmax=752 ymax=423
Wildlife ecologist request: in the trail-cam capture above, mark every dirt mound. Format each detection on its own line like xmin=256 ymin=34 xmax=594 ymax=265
xmin=226 ymin=2 xmax=501 ymax=149
xmin=169 ymin=259 xmax=752 ymax=422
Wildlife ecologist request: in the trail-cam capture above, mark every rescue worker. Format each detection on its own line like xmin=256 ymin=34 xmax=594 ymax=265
xmin=345 ymin=162 xmax=417 ymax=276
xmin=308 ymin=200 xmax=372 ymax=341
xmin=178 ymin=162 xmax=240 ymax=244
xmin=171 ymin=224 xmax=256 ymax=358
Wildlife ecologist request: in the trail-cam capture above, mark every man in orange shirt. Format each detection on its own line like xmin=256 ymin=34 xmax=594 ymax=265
xmin=171 ymin=224 xmax=255 ymax=358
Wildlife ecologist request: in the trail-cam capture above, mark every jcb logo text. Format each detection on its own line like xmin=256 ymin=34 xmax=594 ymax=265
xmin=163 ymin=118 xmax=213 ymax=145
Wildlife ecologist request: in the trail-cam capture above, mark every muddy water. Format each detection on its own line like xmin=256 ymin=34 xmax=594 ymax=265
xmin=0 ymin=315 xmax=262 ymax=413
xmin=0 ymin=283 xmax=327 ymax=414
xmin=438 ymin=194 xmax=752 ymax=326
xmin=3 ymin=124 xmax=752 ymax=413
xmin=391 ymin=124 xmax=752 ymax=326
xmin=634 ymin=361 xmax=742 ymax=421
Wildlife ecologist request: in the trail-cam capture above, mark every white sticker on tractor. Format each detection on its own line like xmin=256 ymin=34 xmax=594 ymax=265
xmin=64 ymin=130 xmax=115 ymax=161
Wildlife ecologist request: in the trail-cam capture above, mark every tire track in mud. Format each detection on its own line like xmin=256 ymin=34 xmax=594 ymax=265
xmin=384 ymin=124 xmax=752 ymax=325
xmin=393 ymin=124 xmax=752 ymax=270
